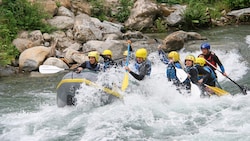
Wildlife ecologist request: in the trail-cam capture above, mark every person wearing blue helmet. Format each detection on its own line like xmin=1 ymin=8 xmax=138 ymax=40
xmin=198 ymin=42 xmax=227 ymax=77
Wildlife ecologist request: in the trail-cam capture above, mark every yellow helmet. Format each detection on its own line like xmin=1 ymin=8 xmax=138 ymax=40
xmin=135 ymin=48 xmax=147 ymax=60
xmin=168 ymin=51 xmax=180 ymax=62
xmin=195 ymin=57 xmax=206 ymax=66
xmin=185 ymin=55 xmax=195 ymax=62
xmin=102 ymin=49 xmax=113 ymax=57
xmin=123 ymin=50 xmax=128 ymax=56
xmin=88 ymin=51 xmax=99 ymax=62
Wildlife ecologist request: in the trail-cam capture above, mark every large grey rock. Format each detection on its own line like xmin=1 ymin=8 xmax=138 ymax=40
xmin=43 ymin=57 xmax=69 ymax=69
xmin=13 ymin=38 xmax=33 ymax=52
xmin=165 ymin=5 xmax=186 ymax=26
xmin=227 ymin=8 xmax=250 ymax=18
xmin=57 ymin=6 xmax=74 ymax=18
xmin=73 ymin=14 xmax=123 ymax=42
xmin=19 ymin=46 xmax=51 ymax=71
xmin=48 ymin=16 xmax=74 ymax=30
xmin=125 ymin=0 xmax=159 ymax=30
xmin=160 ymin=30 xmax=206 ymax=52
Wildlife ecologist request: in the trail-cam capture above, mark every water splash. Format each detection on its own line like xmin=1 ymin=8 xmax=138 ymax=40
xmin=0 ymin=48 xmax=249 ymax=141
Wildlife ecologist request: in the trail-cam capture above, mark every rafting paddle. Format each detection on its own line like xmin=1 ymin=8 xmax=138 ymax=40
xmin=39 ymin=65 xmax=71 ymax=74
xmin=204 ymin=84 xmax=229 ymax=96
xmin=121 ymin=43 xmax=131 ymax=91
xmin=205 ymin=60 xmax=248 ymax=95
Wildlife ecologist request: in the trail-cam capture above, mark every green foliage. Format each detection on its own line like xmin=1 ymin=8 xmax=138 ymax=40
xmin=89 ymin=0 xmax=109 ymax=21
xmin=183 ymin=1 xmax=211 ymax=28
xmin=225 ymin=0 xmax=250 ymax=10
xmin=154 ymin=18 xmax=167 ymax=33
xmin=115 ymin=0 xmax=133 ymax=22
xmin=0 ymin=0 xmax=55 ymax=66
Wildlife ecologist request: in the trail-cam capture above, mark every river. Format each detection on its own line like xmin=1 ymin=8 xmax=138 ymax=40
xmin=0 ymin=25 xmax=250 ymax=141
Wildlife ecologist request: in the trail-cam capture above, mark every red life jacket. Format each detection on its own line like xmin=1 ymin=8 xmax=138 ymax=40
xmin=204 ymin=52 xmax=217 ymax=70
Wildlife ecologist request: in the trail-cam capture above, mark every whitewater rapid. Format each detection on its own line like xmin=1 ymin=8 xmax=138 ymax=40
xmin=1 ymin=45 xmax=249 ymax=141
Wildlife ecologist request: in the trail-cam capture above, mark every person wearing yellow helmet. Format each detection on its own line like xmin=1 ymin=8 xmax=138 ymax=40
xmin=195 ymin=57 xmax=217 ymax=87
xmin=76 ymin=51 xmax=100 ymax=72
xmin=184 ymin=55 xmax=212 ymax=97
xmin=125 ymin=48 xmax=151 ymax=81
xmin=158 ymin=47 xmax=182 ymax=86
xmin=100 ymin=49 xmax=117 ymax=70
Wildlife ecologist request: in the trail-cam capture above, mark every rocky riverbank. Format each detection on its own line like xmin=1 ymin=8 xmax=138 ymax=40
xmin=0 ymin=0 xmax=249 ymax=77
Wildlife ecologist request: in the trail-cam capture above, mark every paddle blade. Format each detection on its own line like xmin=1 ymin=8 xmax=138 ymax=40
xmin=175 ymin=67 xmax=188 ymax=83
xmin=121 ymin=72 xmax=129 ymax=91
xmin=205 ymin=85 xmax=229 ymax=96
xmin=39 ymin=65 xmax=65 ymax=74
xmin=191 ymin=82 xmax=201 ymax=96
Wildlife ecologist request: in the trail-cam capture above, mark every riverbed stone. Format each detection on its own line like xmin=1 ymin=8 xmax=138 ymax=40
xmin=19 ymin=46 xmax=51 ymax=72
xmin=0 ymin=66 xmax=18 ymax=77
xmin=43 ymin=57 xmax=69 ymax=69
xmin=160 ymin=30 xmax=206 ymax=52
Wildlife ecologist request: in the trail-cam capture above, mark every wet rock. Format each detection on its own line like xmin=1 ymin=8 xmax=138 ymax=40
xmin=19 ymin=46 xmax=51 ymax=72
xmin=160 ymin=30 xmax=206 ymax=52
xmin=0 ymin=66 xmax=18 ymax=77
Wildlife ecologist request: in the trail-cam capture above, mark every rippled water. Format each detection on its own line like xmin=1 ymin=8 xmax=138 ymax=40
xmin=0 ymin=25 xmax=250 ymax=141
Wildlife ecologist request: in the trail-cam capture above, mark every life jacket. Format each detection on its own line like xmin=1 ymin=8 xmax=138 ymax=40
xmin=204 ymin=51 xmax=217 ymax=70
xmin=134 ymin=59 xmax=151 ymax=76
xmin=85 ymin=61 xmax=100 ymax=71
xmin=166 ymin=62 xmax=181 ymax=81
xmin=184 ymin=66 xmax=198 ymax=83
xmin=203 ymin=65 xmax=216 ymax=81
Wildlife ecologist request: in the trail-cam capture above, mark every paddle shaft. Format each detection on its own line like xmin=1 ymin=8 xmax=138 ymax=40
xmin=205 ymin=60 xmax=246 ymax=93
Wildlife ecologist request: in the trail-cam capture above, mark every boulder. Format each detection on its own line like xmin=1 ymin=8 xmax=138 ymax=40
xmin=19 ymin=46 xmax=51 ymax=71
xmin=57 ymin=37 xmax=81 ymax=51
xmin=125 ymin=0 xmax=159 ymax=30
xmin=227 ymin=8 xmax=250 ymax=18
xmin=0 ymin=66 xmax=18 ymax=77
xmin=160 ymin=30 xmax=206 ymax=52
xmin=57 ymin=6 xmax=74 ymax=18
xmin=73 ymin=14 xmax=123 ymax=42
xmin=28 ymin=30 xmax=44 ymax=46
xmin=71 ymin=52 xmax=89 ymax=64
xmin=165 ymin=5 xmax=186 ymax=26
xmin=43 ymin=57 xmax=69 ymax=69
xmin=63 ymin=48 xmax=79 ymax=64
xmin=47 ymin=16 xmax=74 ymax=30
xmin=12 ymin=38 xmax=33 ymax=52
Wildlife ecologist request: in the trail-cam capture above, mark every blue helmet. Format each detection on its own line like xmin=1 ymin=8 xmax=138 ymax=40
xmin=200 ymin=43 xmax=210 ymax=50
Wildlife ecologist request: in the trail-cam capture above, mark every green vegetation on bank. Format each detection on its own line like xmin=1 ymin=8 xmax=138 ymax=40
xmin=156 ymin=0 xmax=250 ymax=28
xmin=0 ymin=0 xmax=55 ymax=66
xmin=88 ymin=0 xmax=133 ymax=22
